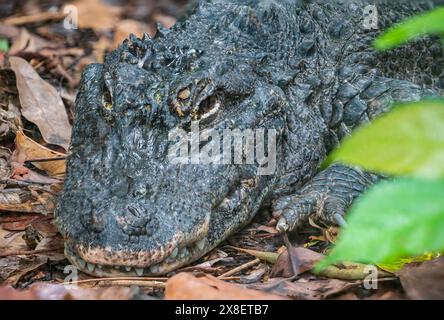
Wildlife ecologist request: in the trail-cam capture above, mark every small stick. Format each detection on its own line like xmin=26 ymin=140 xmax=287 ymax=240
xmin=218 ymin=258 xmax=260 ymax=278
xmin=282 ymin=232 xmax=299 ymax=276
xmin=218 ymin=276 xmax=241 ymax=281
xmin=0 ymin=247 xmax=64 ymax=258
xmin=70 ymin=277 xmax=168 ymax=285
xmin=96 ymin=280 xmax=165 ymax=288
xmin=25 ymin=157 xmax=67 ymax=163
xmin=70 ymin=275 xmax=241 ymax=287
xmin=3 ymin=11 xmax=67 ymax=26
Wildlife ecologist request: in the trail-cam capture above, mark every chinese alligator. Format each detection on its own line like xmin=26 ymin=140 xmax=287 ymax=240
xmin=55 ymin=0 xmax=444 ymax=277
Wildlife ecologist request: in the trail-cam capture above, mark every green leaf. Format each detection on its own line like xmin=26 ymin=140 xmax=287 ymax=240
xmin=374 ymin=6 xmax=444 ymax=51
xmin=316 ymin=179 xmax=444 ymax=270
xmin=0 ymin=38 xmax=8 ymax=52
xmin=324 ymin=99 xmax=444 ymax=179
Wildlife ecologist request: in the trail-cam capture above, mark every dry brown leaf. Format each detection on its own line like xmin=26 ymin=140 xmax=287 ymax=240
xmin=0 ymin=189 xmax=56 ymax=214
xmin=398 ymin=257 xmax=444 ymax=299
xmin=270 ymin=247 xmax=393 ymax=280
xmin=165 ymin=273 xmax=287 ymax=300
xmin=14 ymin=131 xmax=66 ymax=177
xmin=0 ymin=24 xmax=21 ymax=38
xmin=9 ymin=57 xmax=71 ymax=150
xmin=10 ymin=161 xmax=62 ymax=185
xmin=68 ymin=0 xmax=122 ymax=31
xmin=2 ymin=215 xmax=41 ymax=231
xmin=0 ymin=284 xmax=136 ymax=300
xmin=256 ymin=225 xmax=279 ymax=234
xmin=0 ymin=256 xmax=48 ymax=285
xmin=248 ymin=276 xmax=353 ymax=300
xmin=270 ymin=247 xmax=324 ymax=278
xmin=9 ymin=28 xmax=55 ymax=55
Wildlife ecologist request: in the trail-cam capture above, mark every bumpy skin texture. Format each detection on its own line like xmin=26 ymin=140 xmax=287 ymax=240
xmin=56 ymin=0 xmax=444 ymax=277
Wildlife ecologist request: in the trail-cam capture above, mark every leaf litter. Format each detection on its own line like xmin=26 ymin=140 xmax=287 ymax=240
xmin=0 ymin=0 xmax=437 ymax=300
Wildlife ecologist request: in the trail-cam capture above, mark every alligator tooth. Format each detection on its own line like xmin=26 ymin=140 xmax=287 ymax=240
xmin=97 ymin=264 xmax=103 ymax=269
xmin=125 ymin=266 xmax=132 ymax=272
xmin=170 ymin=247 xmax=179 ymax=259
xmin=114 ymin=266 xmax=121 ymax=270
xmin=196 ymin=238 xmax=206 ymax=251
xmin=77 ymin=258 xmax=86 ymax=269
xmin=135 ymin=268 xmax=144 ymax=276
xmin=87 ymin=263 xmax=96 ymax=272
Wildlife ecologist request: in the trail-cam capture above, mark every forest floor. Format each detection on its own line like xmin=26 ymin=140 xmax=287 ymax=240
xmin=0 ymin=0 xmax=439 ymax=300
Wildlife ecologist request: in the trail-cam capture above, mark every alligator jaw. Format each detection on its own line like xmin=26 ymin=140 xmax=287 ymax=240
xmin=64 ymin=237 xmax=211 ymax=277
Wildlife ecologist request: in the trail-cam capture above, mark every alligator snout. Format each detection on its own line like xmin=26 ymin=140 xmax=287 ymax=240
xmin=59 ymin=194 xmax=213 ymax=276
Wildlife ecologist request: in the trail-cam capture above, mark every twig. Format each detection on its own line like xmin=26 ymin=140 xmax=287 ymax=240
xmin=0 ymin=178 xmax=56 ymax=187
xmin=219 ymin=276 xmax=241 ymax=281
xmin=96 ymin=280 xmax=165 ymax=288
xmin=218 ymin=258 xmax=260 ymax=278
xmin=0 ymin=246 xmax=64 ymax=258
xmin=25 ymin=157 xmax=67 ymax=163
xmin=70 ymin=277 xmax=168 ymax=285
xmin=282 ymin=232 xmax=299 ymax=276
xmin=3 ymin=11 xmax=67 ymax=26
xmin=69 ymin=275 xmax=241 ymax=288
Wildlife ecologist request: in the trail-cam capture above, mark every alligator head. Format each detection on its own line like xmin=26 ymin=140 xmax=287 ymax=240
xmin=55 ymin=0 xmax=322 ymax=277
xmin=56 ymin=0 xmax=438 ymax=276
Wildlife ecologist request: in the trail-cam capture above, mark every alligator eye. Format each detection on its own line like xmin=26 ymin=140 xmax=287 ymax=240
xmin=196 ymin=95 xmax=220 ymax=120
xmin=102 ymin=91 xmax=113 ymax=110
xmin=171 ymin=88 xmax=192 ymax=117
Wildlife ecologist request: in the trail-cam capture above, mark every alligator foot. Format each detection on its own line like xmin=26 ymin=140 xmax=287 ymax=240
xmin=273 ymin=164 xmax=380 ymax=232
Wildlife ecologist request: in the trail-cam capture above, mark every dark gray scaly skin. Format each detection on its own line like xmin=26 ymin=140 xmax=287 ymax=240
xmin=55 ymin=0 xmax=444 ymax=277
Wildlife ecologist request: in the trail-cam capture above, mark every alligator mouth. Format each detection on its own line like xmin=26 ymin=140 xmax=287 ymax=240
xmin=64 ymin=236 xmax=209 ymax=277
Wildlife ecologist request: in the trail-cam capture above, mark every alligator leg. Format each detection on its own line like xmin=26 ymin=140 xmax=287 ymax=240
xmin=273 ymin=164 xmax=380 ymax=232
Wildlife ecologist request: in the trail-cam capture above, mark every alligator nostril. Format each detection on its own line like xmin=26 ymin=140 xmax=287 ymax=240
xmin=128 ymin=205 xmax=142 ymax=217
xmin=79 ymin=199 xmax=105 ymax=233
xmin=90 ymin=209 xmax=105 ymax=233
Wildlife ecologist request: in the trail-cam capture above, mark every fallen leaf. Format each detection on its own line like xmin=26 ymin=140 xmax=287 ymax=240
xmin=9 ymin=57 xmax=71 ymax=150
xmin=0 ymin=255 xmax=47 ymax=285
xmin=270 ymin=247 xmax=323 ymax=278
xmin=13 ymin=131 xmax=66 ymax=177
xmin=2 ymin=215 xmax=41 ymax=231
xmin=0 ymin=184 xmax=56 ymax=214
xmin=398 ymin=257 xmax=444 ymax=299
xmin=239 ymin=266 xmax=267 ymax=284
xmin=165 ymin=273 xmax=287 ymax=300
xmin=0 ymin=190 xmax=26 ymax=206
xmin=11 ymin=161 xmax=61 ymax=185
xmin=9 ymin=28 xmax=55 ymax=55
xmin=68 ymin=0 xmax=122 ymax=31
xmin=248 ymin=277 xmax=353 ymax=300
xmin=256 ymin=225 xmax=279 ymax=234
xmin=318 ymin=262 xmax=393 ymax=281
xmin=270 ymin=247 xmax=393 ymax=280
xmin=0 ymin=284 xmax=137 ymax=300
